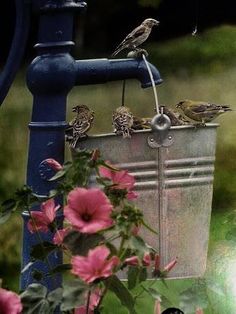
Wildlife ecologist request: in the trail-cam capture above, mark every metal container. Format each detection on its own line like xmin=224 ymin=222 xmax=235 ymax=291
xmin=74 ymin=124 xmax=218 ymax=278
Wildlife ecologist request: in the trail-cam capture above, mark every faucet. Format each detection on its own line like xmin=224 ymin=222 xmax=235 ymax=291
xmin=0 ymin=0 xmax=162 ymax=292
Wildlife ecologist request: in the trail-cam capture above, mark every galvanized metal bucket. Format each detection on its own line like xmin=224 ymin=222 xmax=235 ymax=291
xmin=73 ymin=124 xmax=218 ymax=278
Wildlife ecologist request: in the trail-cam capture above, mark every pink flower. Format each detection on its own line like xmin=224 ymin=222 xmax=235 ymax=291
xmin=27 ymin=199 xmax=60 ymax=233
xmin=154 ymin=254 xmax=160 ymax=272
xmin=125 ymin=256 xmax=139 ymax=266
xmin=75 ymin=289 xmax=101 ymax=314
xmin=125 ymin=252 xmax=151 ymax=267
xmin=163 ymin=257 xmax=178 ymax=272
xmin=142 ymin=252 xmax=151 ymax=266
xmin=45 ymin=158 xmax=63 ymax=171
xmin=0 ymin=288 xmax=22 ymax=314
xmin=53 ymin=228 xmax=70 ymax=245
xmin=71 ymin=246 xmax=119 ymax=283
xmin=99 ymin=165 xmax=138 ymax=200
xmin=64 ymin=188 xmax=113 ymax=234
xmin=195 ymin=308 xmax=204 ymax=314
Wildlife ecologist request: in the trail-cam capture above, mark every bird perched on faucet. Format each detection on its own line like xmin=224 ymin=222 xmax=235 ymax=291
xmin=112 ymin=18 xmax=159 ymax=57
xmin=66 ymin=105 xmax=94 ymax=148
xmin=176 ymin=99 xmax=231 ymax=125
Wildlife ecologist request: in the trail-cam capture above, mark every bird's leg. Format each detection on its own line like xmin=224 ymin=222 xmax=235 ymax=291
xmin=127 ymin=48 xmax=148 ymax=58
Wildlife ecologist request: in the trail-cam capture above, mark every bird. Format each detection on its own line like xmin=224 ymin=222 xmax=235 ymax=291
xmin=161 ymin=105 xmax=189 ymax=126
xmin=176 ymin=100 xmax=231 ymax=125
xmin=65 ymin=105 xmax=94 ymax=148
xmin=132 ymin=116 xmax=152 ymax=130
xmin=112 ymin=106 xmax=134 ymax=138
xmin=111 ymin=18 xmax=160 ymax=57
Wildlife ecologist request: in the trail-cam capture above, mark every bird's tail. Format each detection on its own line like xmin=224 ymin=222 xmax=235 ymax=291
xmin=218 ymin=105 xmax=232 ymax=112
xmin=111 ymin=44 xmax=125 ymax=57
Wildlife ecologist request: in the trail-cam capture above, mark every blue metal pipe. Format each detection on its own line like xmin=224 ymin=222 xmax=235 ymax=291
xmin=20 ymin=0 xmax=163 ymax=293
xmin=75 ymin=58 xmax=162 ymax=88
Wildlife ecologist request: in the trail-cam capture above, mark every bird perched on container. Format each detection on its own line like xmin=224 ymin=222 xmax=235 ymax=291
xmin=132 ymin=116 xmax=152 ymax=130
xmin=112 ymin=106 xmax=134 ymax=138
xmin=161 ymin=105 xmax=189 ymax=126
xmin=176 ymin=99 xmax=231 ymax=125
xmin=111 ymin=18 xmax=160 ymax=57
xmin=66 ymin=105 xmax=94 ymax=148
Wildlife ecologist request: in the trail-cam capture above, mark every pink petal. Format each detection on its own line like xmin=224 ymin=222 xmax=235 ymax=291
xmin=99 ymin=166 xmax=112 ymax=180
xmin=125 ymin=256 xmax=139 ymax=266
xmin=74 ymin=307 xmax=93 ymax=314
xmin=0 ymin=288 xmax=22 ymax=314
xmin=163 ymin=257 xmax=178 ymax=272
xmin=41 ymin=199 xmax=59 ymax=221
xmin=27 ymin=212 xmax=50 ymax=233
xmin=45 ymin=158 xmax=63 ymax=171
xmin=195 ymin=309 xmax=204 ymax=314
xmin=153 ymin=300 xmax=161 ymax=314
xmin=142 ymin=253 xmax=151 ymax=266
xmin=127 ymin=191 xmax=138 ymax=200
xmin=71 ymin=246 xmax=119 ymax=284
xmin=53 ymin=228 xmax=70 ymax=245
xmin=65 ymin=188 xmax=113 ymax=233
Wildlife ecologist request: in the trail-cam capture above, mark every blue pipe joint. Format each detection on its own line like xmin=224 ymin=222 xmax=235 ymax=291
xmin=75 ymin=58 xmax=163 ymax=88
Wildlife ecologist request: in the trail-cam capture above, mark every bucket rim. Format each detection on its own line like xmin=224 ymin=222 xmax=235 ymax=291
xmin=81 ymin=123 xmax=219 ymax=140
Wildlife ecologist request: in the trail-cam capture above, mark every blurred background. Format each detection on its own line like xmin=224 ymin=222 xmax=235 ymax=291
xmin=0 ymin=0 xmax=236 ymax=313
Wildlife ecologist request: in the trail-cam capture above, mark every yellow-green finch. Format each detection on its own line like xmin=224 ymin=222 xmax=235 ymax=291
xmin=176 ymin=99 xmax=231 ymax=124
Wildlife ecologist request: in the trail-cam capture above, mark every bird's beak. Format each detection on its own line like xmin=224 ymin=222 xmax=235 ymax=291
xmin=154 ymin=20 xmax=160 ymax=26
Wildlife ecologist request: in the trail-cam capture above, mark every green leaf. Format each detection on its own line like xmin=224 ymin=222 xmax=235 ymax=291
xmin=138 ymin=267 xmax=147 ymax=283
xmin=128 ymin=267 xmax=140 ymax=290
xmin=21 ymin=283 xmax=61 ymax=314
xmin=0 ymin=210 xmax=12 ymax=224
xmin=30 ymin=242 xmax=58 ymax=261
xmin=21 ymin=283 xmax=49 ymax=314
xmin=49 ymin=170 xmax=66 ymax=181
xmin=0 ymin=199 xmax=17 ymax=224
xmin=129 ymin=236 xmax=149 ymax=257
xmin=106 ymin=275 xmax=137 ymax=314
xmin=61 ymin=279 xmax=88 ymax=311
xmin=47 ymin=288 xmax=63 ymax=310
xmin=48 ymin=263 xmax=71 ymax=275
xmin=63 ymin=230 xmax=104 ymax=256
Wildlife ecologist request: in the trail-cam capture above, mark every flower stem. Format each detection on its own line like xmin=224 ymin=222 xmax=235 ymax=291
xmin=86 ymin=289 xmax=91 ymax=314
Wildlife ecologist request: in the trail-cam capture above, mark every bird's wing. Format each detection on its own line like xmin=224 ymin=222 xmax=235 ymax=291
xmin=122 ymin=24 xmax=147 ymax=44
xmin=190 ymin=103 xmax=215 ymax=113
xmin=112 ymin=24 xmax=147 ymax=56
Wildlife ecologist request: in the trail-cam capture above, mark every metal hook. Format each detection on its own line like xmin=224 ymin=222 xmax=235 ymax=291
xmin=148 ymin=111 xmax=174 ymax=148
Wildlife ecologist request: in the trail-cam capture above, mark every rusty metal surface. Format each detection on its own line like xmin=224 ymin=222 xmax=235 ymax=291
xmin=73 ymin=124 xmax=218 ymax=278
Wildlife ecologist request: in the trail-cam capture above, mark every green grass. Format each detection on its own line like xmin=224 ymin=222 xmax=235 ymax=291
xmin=1 ymin=25 xmax=236 ymax=312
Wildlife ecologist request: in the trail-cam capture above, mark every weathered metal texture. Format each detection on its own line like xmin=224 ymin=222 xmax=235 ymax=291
xmin=75 ymin=124 xmax=218 ymax=278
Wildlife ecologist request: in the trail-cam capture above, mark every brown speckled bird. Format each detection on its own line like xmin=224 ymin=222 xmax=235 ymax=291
xmin=176 ymin=100 xmax=231 ymax=125
xmin=112 ymin=106 xmax=134 ymax=138
xmin=112 ymin=18 xmax=159 ymax=57
xmin=66 ymin=105 xmax=94 ymax=148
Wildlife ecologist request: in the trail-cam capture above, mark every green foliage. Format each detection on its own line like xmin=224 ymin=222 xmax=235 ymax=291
xmin=148 ymin=25 xmax=236 ymax=75
xmin=106 ymin=275 xmax=137 ymax=314
xmin=20 ymin=284 xmax=62 ymax=314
